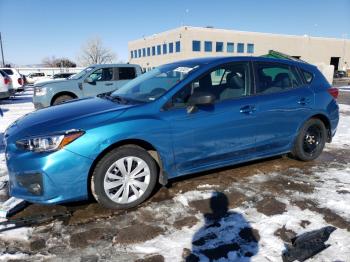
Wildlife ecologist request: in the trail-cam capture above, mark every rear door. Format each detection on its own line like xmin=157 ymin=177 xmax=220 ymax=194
xmin=114 ymin=67 xmax=137 ymax=90
xmin=82 ymin=67 xmax=115 ymax=96
xmin=252 ymin=61 xmax=314 ymax=154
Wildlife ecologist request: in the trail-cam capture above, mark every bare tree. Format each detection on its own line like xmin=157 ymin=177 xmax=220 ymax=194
xmin=78 ymin=37 xmax=117 ymax=66
xmin=42 ymin=56 xmax=57 ymax=67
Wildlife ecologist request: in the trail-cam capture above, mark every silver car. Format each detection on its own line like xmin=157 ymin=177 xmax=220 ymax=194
xmin=33 ymin=64 xmax=142 ymax=109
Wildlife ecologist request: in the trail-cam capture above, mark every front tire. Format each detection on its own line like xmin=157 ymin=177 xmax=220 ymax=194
xmin=291 ymin=118 xmax=327 ymax=161
xmin=52 ymin=94 xmax=74 ymax=105
xmin=91 ymin=145 xmax=158 ymax=209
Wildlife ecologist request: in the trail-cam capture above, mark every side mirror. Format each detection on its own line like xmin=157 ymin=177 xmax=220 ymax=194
xmin=187 ymin=92 xmax=215 ymax=113
xmin=85 ymin=77 xmax=95 ymax=85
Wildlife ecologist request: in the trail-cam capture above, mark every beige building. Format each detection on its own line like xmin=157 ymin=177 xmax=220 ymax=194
xmin=128 ymin=26 xmax=350 ymax=72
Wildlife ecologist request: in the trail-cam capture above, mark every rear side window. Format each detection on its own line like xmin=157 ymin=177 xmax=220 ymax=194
xmin=301 ymin=69 xmax=314 ymax=84
xmin=255 ymin=63 xmax=301 ymax=94
xmin=2 ymin=69 xmax=13 ymax=75
xmin=119 ymin=67 xmax=136 ymax=80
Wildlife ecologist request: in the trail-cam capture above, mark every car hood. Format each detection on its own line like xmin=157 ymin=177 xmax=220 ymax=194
xmin=35 ymin=79 xmax=74 ymax=87
xmin=6 ymin=97 xmax=134 ymax=138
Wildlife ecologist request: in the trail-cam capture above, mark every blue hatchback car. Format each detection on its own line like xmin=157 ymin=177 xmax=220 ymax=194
xmin=4 ymin=57 xmax=339 ymax=209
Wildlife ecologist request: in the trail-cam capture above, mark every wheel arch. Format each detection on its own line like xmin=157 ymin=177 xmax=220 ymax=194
xmin=87 ymin=138 xmax=167 ymax=198
xmin=51 ymin=91 xmax=78 ymax=105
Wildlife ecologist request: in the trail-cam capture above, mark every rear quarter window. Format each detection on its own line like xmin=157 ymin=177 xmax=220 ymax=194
xmin=301 ymin=69 xmax=314 ymax=84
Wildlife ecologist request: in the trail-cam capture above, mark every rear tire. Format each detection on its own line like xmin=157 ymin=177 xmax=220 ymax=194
xmin=291 ymin=118 xmax=326 ymax=161
xmin=52 ymin=94 xmax=74 ymax=105
xmin=91 ymin=145 xmax=158 ymax=209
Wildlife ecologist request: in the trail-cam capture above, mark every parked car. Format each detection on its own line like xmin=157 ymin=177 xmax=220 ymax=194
xmin=0 ymin=70 xmax=14 ymax=99
xmin=4 ymin=57 xmax=339 ymax=209
xmin=0 ymin=68 xmax=24 ymax=92
xmin=34 ymin=72 xmax=77 ymax=85
xmin=26 ymin=72 xmax=47 ymax=85
xmin=32 ymin=64 xmax=142 ymax=109
xmin=334 ymin=70 xmax=347 ymax=78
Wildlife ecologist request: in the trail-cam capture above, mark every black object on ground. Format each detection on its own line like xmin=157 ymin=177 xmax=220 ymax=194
xmin=282 ymin=226 xmax=336 ymax=262
xmin=0 ymin=211 xmax=71 ymax=232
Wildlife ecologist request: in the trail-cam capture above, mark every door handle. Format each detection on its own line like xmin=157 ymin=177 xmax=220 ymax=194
xmin=297 ymin=98 xmax=310 ymax=105
xmin=105 ymin=83 xmax=113 ymax=86
xmin=240 ymin=105 xmax=256 ymax=114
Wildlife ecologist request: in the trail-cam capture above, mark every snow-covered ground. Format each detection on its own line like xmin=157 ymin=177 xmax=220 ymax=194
xmin=0 ymin=89 xmax=349 ymax=261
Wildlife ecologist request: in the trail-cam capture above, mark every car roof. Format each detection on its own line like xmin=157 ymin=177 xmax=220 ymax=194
xmin=165 ymin=56 xmax=316 ymax=70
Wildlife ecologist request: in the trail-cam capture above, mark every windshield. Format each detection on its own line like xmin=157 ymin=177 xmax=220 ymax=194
xmin=111 ymin=63 xmax=199 ymax=103
xmin=69 ymin=66 xmax=95 ymax=80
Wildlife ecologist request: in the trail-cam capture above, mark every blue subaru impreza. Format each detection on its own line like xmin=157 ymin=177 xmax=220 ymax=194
xmin=4 ymin=57 xmax=339 ymax=209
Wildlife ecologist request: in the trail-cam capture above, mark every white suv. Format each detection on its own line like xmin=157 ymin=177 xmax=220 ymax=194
xmin=0 ymin=68 xmax=24 ymax=92
xmin=0 ymin=70 xmax=14 ymax=99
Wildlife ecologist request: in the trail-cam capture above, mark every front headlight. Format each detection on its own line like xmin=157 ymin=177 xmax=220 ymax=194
xmin=34 ymin=86 xmax=47 ymax=96
xmin=16 ymin=130 xmax=84 ymax=152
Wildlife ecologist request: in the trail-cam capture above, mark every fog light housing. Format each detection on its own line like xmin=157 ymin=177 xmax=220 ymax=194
xmin=16 ymin=173 xmax=43 ymax=196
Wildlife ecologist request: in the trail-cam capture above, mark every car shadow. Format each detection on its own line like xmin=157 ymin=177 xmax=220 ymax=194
xmin=185 ymin=192 xmax=259 ymax=261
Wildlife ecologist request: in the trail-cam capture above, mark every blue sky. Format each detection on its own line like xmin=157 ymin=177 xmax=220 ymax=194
xmin=0 ymin=0 xmax=349 ymax=65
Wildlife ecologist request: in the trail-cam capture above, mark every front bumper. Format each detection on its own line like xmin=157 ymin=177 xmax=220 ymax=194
xmin=6 ymin=146 xmax=93 ymax=204
xmin=32 ymin=93 xmax=50 ymax=109
xmin=0 ymin=91 xmax=10 ymax=99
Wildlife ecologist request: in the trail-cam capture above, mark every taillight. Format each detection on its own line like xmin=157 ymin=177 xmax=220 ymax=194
xmin=18 ymin=78 xmax=23 ymax=85
xmin=4 ymin=77 xmax=10 ymax=85
xmin=327 ymin=87 xmax=339 ymax=99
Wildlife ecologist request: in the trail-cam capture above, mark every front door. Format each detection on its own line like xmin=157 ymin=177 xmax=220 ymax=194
xmin=82 ymin=67 xmax=115 ymax=97
xmin=162 ymin=62 xmax=258 ymax=175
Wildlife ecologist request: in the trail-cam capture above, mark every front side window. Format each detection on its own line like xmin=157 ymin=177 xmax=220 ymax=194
xmin=192 ymin=40 xmax=201 ymax=52
xmin=255 ymin=63 xmax=301 ymax=94
xmin=169 ymin=43 xmax=174 ymax=53
xmin=237 ymin=43 xmax=244 ymax=53
xmin=88 ymin=68 xmax=113 ymax=82
xmin=227 ymin=42 xmax=234 ymax=53
xmin=205 ymin=41 xmax=212 ymax=52
xmin=176 ymin=41 xmax=181 ymax=52
xmin=118 ymin=67 xmax=136 ymax=80
xmin=111 ymin=63 xmax=199 ymax=103
xmin=247 ymin=43 xmax=254 ymax=54
xmin=170 ymin=62 xmax=250 ymax=108
xmin=216 ymin=42 xmax=223 ymax=52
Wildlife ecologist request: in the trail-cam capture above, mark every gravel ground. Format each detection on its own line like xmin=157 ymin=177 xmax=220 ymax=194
xmin=0 ymin=89 xmax=349 ymax=262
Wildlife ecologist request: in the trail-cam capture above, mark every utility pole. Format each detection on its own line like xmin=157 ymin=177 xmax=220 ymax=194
xmin=0 ymin=32 xmax=4 ymax=67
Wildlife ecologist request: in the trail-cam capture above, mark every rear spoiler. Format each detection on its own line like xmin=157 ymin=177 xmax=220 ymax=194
xmin=261 ymin=50 xmax=309 ymax=64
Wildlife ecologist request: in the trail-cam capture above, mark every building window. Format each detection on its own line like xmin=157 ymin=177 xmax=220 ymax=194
xmin=157 ymin=45 xmax=161 ymax=55
xmin=169 ymin=42 xmax=174 ymax=53
xmin=138 ymin=49 xmax=141 ymax=57
xmin=134 ymin=50 xmax=137 ymax=58
xmin=152 ymin=46 xmax=156 ymax=56
xmin=147 ymin=47 xmax=151 ymax=56
xmin=163 ymin=43 xmax=167 ymax=54
xmin=130 ymin=51 xmax=133 ymax=58
xmin=237 ymin=43 xmax=244 ymax=53
xmin=142 ymin=48 xmax=146 ymax=57
xmin=247 ymin=43 xmax=254 ymax=54
xmin=227 ymin=42 xmax=234 ymax=53
xmin=216 ymin=42 xmax=223 ymax=52
xmin=176 ymin=41 xmax=181 ymax=52
xmin=192 ymin=40 xmax=201 ymax=52
xmin=204 ymin=41 xmax=212 ymax=52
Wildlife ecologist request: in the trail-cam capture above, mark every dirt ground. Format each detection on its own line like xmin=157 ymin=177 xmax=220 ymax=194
xmin=0 ymin=90 xmax=349 ymax=262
